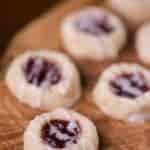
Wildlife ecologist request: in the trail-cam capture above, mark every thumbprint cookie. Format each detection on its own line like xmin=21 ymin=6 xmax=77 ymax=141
xmin=93 ymin=63 xmax=150 ymax=123
xmin=107 ymin=0 xmax=150 ymax=30
xmin=61 ymin=7 xmax=126 ymax=61
xmin=6 ymin=50 xmax=81 ymax=110
xmin=24 ymin=108 xmax=99 ymax=150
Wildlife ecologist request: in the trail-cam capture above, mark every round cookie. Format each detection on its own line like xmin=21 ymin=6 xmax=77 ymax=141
xmin=93 ymin=63 xmax=150 ymax=123
xmin=61 ymin=7 xmax=127 ymax=61
xmin=24 ymin=108 xmax=99 ymax=150
xmin=107 ymin=0 xmax=150 ymax=30
xmin=6 ymin=50 xmax=81 ymax=110
xmin=136 ymin=22 xmax=150 ymax=65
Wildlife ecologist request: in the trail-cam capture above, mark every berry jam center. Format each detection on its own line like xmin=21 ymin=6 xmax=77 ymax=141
xmin=110 ymin=72 xmax=150 ymax=99
xmin=41 ymin=119 xmax=81 ymax=149
xmin=23 ymin=57 xmax=61 ymax=87
xmin=76 ymin=14 xmax=113 ymax=35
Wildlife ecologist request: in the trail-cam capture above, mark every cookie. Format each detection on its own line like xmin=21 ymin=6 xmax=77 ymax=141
xmin=93 ymin=63 xmax=150 ymax=122
xmin=136 ymin=22 xmax=150 ymax=65
xmin=24 ymin=108 xmax=99 ymax=150
xmin=6 ymin=50 xmax=81 ymax=110
xmin=107 ymin=0 xmax=150 ymax=30
xmin=61 ymin=7 xmax=126 ymax=61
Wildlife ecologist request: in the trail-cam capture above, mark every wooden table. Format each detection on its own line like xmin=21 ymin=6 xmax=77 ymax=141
xmin=1 ymin=0 xmax=150 ymax=150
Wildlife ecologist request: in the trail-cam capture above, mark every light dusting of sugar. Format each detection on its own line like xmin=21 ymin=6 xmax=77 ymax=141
xmin=50 ymin=125 xmax=70 ymax=141
xmin=115 ymin=78 xmax=143 ymax=97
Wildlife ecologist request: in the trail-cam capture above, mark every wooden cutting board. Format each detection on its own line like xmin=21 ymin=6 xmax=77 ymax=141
xmin=1 ymin=0 xmax=150 ymax=149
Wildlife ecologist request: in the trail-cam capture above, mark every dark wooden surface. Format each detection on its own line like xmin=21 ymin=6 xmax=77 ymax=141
xmin=0 ymin=0 xmax=62 ymax=50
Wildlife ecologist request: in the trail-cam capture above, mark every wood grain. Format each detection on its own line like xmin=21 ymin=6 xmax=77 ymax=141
xmin=1 ymin=0 xmax=150 ymax=149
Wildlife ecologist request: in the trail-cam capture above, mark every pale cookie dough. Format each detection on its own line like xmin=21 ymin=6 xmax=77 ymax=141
xmin=6 ymin=50 xmax=81 ymax=110
xmin=24 ymin=108 xmax=99 ymax=150
xmin=61 ymin=7 xmax=126 ymax=61
xmin=136 ymin=22 xmax=150 ymax=65
xmin=107 ymin=0 xmax=150 ymax=29
xmin=93 ymin=63 xmax=150 ymax=123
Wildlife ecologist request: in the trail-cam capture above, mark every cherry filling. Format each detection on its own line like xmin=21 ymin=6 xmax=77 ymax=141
xmin=76 ymin=14 xmax=114 ymax=35
xmin=41 ymin=119 xmax=81 ymax=149
xmin=110 ymin=72 xmax=150 ymax=99
xmin=23 ymin=57 xmax=61 ymax=87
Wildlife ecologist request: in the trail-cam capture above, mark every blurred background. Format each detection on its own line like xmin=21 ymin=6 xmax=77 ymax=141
xmin=0 ymin=0 xmax=62 ymax=50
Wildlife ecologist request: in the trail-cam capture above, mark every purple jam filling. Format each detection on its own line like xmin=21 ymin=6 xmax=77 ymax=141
xmin=110 ymin=72 xmax=150 ymax=99
xmin=76 ymin=14 xmax=114 ymax=35
xmin=41 ymin=119 xmax=81 ymax=149
xmin=23 ymin=57 xmax=61 ymax=87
